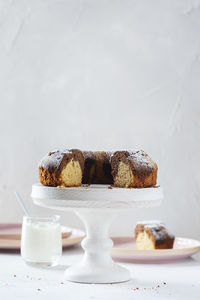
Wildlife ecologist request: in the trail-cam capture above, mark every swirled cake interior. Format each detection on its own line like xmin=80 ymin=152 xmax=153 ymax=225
xmin=111 ymin=150 xmax=157 ymax=188
xmin=114 ymin=162 xmax=133 ymax=188
xmin=39 ymin=149 xmax=84 ymax=187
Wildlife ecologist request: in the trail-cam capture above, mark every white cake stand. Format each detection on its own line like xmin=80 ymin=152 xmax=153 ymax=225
xmin=31 ymin=184 xmax=163 ymax=284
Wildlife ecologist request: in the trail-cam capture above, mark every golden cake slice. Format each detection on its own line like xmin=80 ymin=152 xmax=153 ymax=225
xmin=39 ymin=149 xmax=84 ymax=187
xmin=110 ymin=150 xmax=157 ymax=188
xmin=135 ymin=221 xmax=175 ymax=250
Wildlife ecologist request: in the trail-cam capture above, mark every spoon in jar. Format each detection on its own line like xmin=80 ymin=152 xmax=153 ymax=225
xmin=15 ymin=191 xmax=31 ymax=217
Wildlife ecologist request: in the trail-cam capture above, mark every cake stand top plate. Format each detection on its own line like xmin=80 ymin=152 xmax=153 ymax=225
xmin=32 ymin=184 xmax=163 ymax=211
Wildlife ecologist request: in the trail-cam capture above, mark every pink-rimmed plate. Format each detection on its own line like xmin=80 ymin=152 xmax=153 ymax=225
xmin=111 ymin=237 xmax=200 ymax=262
xmin=0 ymin=223 xmax=72 ymax=240
xmin=0 ymin=224 xmax=85 ymax=250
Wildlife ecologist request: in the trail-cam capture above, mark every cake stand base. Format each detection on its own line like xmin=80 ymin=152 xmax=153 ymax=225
xmin=64 ymin=210 xmax=130 ymax=283
xmin=65 ymin=260 xmax=130 ymax=284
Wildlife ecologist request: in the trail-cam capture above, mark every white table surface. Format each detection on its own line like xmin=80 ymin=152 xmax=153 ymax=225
xmin=0 ymin=246 xmax=200 ymax=300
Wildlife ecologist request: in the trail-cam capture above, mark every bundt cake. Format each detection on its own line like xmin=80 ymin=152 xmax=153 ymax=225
xmin=39 ymin=149 xmax=84 ymax=187
xmin=135 ymin=221 xmax=175 ymax=250
xmin=39 ymin=149 xmax=157 ymax=188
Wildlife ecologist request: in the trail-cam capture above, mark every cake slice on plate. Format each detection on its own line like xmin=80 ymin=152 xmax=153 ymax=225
xmin=135 ymin=221 xmax=175 ymax=250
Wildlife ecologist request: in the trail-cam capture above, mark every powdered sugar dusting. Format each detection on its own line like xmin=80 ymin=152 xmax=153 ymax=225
xmin=39 ymin=149 xmax=71 ymax=170
xmin=128 ymin=150 xmax=154 ymax=169
xmin=137 ymin=220 xmax=174 ymax=240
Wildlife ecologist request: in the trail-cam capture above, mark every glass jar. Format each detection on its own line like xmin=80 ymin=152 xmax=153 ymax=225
xmin=21 ymin=215 xmax=62 ymax=266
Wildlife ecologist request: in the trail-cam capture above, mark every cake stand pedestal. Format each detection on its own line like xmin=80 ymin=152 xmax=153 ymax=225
xmin=31 ymin=184 xmax=163 ymax=284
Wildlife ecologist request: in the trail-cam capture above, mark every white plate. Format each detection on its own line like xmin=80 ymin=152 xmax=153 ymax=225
xmin=111 ymin=237 xmax=200 ymax=262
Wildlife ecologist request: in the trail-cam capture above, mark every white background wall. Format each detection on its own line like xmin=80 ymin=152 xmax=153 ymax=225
xmin=0 ymin=0 xmax=200 ymax=238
